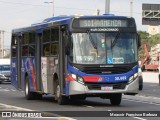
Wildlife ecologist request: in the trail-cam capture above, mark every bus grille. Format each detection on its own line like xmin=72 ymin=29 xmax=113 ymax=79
xmin=81 ymin=67 xmax=130 ymax=74
xmin=85 ymin=82 xmax=127 ymax=90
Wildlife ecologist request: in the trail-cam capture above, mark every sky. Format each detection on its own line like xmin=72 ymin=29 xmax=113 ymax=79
xmin=0 ymin=0 xmax=159 ymax=48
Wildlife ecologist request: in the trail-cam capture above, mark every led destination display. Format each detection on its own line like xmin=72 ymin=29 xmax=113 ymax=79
xmin=77 ymin=19 xmax=128 ymax=28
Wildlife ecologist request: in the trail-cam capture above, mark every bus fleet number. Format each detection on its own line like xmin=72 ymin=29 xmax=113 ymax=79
xmin=115 ymin=76 xmax=127 ymax=81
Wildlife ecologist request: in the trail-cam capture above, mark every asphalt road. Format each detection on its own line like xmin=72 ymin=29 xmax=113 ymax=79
xmin=0 ymin=72 xmax=160 ymax=120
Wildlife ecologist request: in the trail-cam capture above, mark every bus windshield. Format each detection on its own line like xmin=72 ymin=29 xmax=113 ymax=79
xmin=70 ymin=32 xmax=138 ymax=64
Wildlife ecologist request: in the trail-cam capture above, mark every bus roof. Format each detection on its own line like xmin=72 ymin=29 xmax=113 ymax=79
xmin=12 ymin=14 xmax=133 ymax=33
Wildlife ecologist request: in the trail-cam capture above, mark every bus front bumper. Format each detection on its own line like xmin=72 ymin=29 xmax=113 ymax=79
xmin=68 ymin=78 xmax=139 ymax=95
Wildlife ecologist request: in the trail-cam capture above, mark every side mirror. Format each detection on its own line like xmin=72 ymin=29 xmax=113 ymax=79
xmin=137 ymin=34 xmax=141 ymax=48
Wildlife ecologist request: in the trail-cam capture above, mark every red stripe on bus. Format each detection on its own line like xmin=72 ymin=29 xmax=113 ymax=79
xmin=66 ymin=75 xmax=74 ymax=81
xmin=29 ymin=59 xmax=36 ymax=91
xmin=83 ymin=76 xmax=100 ymax=82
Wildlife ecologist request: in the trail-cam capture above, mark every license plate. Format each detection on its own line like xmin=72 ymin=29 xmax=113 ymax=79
xmin=101 ymin=86 xmax=113 ymax=91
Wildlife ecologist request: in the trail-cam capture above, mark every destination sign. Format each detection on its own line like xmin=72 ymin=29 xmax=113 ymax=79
xmin=78 ymin=19 xmax=128 ymax=28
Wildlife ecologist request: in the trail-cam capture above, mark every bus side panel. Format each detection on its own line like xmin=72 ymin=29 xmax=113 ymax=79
xmin=41 ymin=57 xmax=47 ymax=93
xmin=23 ymin=58 xmax=37 ymax=92
xmin=47 ymin=57 xmax=55 ymax=94
xmin=11 ymin=58 xmax=18 ymax=89
xmin=41 ymin=57 xmax=55 ymax=94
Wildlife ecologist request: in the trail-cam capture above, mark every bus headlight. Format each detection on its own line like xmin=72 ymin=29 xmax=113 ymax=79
xmin=134 ymin=73 xmax=138 ymax=79
xmin=71 ymin=74 xmax=77 ymax=79
xmin=71 ymin=74 xmax=84 ymax=85
xmin=128 ymin=72 xmax=138 ymax=84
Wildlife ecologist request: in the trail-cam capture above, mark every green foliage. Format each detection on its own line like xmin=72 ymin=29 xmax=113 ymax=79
xmin=138 ymin=31 xmax=160 ymax=60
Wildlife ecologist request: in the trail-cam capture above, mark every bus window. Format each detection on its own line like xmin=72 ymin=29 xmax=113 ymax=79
xmin=22 ymin=46 xmax=28 ymax=56
xmin=43 ymin=44 xmax=50 ymax=56
xmin=11 ymin=35 xmax=17 ymax=58
xmin=11 ymin=35 xmax=17 ymax=45
xmin=22 ymin=32 xmax=29 ymax=44
xmin=11 ymin=46 xmax=17 ymax=58
xmin=51 ymin=28 xmax=59 ymax=42
xmin=51 ymin=44 xmax=59 ymax=56
xmin=43 ymin=29 xmax=50 ymax=42
xmin=29 ymin=32 xmax=35 ymax=44
xmin=29 ymin=45 xmax=35 ymax=56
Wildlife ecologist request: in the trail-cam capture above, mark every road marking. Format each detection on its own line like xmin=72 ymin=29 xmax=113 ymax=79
xmin=0 ymin=103 xmax=76 ymax=120
xmin=0 ymin=89 xmax=10 ymax=91
xmin=137 ymin=95 xmax=160 ymax=100
xmin=0 ymin=103 xmax=33 ymax=111
xmin=10 ymin=89 xmax=16 ymax=91
xmin=82 ymin=105 xmax=94 ymax=108
xmin=0 ymin=87 xmax=17 ymax=92
xmin=149 ymin=85 xmax=157 ymax=87
xmin=36 ymin=115 xmax=75 ymax=120
xmin=123 ymin=98 xmax=160 ymax=106
xmin=107 ymin=110 xmax=112 ymax=111
xmin=134 ymin=117 xmax=147 ymax=120
xmin=57 ymin=117 xmax=76 ymax=120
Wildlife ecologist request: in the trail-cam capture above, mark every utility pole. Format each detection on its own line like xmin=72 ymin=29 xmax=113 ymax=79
xmin=130 ymin=0 xmax=133 ymax=17
xmin=52 ymin=0 xmax=54 ymax=16
xmin=0 ymin=30 xmax=4 ymax=58
xmin=96 ymin=9 xmax=100 ymax=15
xmin=44 ymin=0 xmax=54 ymax=16
xmin=105 ymin=0 xmax=110 ymax=14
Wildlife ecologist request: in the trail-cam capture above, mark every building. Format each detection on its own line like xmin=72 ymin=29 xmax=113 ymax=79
xmin=148 ymin=25 xmax=160 ymax=35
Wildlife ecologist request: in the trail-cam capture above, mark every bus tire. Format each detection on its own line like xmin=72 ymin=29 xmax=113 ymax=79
xmin=54 ymin=80 xmax=68 ymax=105
xmin=110 ymin=93 xmax=122 ymax=105
xmin=139 ymin=85 xmax=143 ymax=90
xmin=25 ymin=76 xmax=35 ymax=100
xmin=70 ymin=95 xmax=86 ymax=101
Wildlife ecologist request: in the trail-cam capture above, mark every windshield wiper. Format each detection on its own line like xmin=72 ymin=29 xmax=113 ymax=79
xmin=87 ymin=31 xmax=97 ymax=49
xmin=111 ymin=32 xmax=120 ymax=48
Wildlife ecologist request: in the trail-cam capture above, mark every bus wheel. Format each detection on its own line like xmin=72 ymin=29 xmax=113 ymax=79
xmin=70 ymin=95 xmax=86 ymax=101
xmin=55 ymin=80 xmax=68 ymax=105
xmin=139 ymin=84 xmax=143 ymax=91
xmin=25 ymin=76 xmax=42 ymax=100
xmin=110 ymin=93 xmax=122 ymax=105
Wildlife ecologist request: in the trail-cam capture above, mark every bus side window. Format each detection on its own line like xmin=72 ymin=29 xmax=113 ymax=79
xmin=29 ymin=45 xmax=35 ymax=56
xmin=43 ymin=30 xmax=50 ymax=42
xmin=11 ymin=46 xmax=17 ymax=58
xmin=43 ymin=44 xmax=50 ymax=56
xmin=11 ymin=34 xmax=17 ymax=58
xmin=11 ymin=35 xmax=17 ymax=45
xmin=22 ymin=46 xmax=28 ymax=56
xmin=23 ymin=32 xmax=29 ymax=44
xmin=51 ymin=28 xmax=59 ymax=42
xmin=51 ymin=27 xmax=59 ymax=56
xmin=51 ymin=44 xmax=59 ymax=56
xmin=29 ymin=32 xmax=35 ymax=44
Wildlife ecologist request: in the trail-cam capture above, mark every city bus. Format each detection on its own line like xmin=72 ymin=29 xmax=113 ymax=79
xmin=11 ymin=14 xmax=141 ymax=105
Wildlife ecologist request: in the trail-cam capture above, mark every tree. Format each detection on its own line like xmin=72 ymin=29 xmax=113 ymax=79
xmin=138 ymin=31 xmax=160 ymax=61
xmin=137 ymin=31 xmax=149 ymax=59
